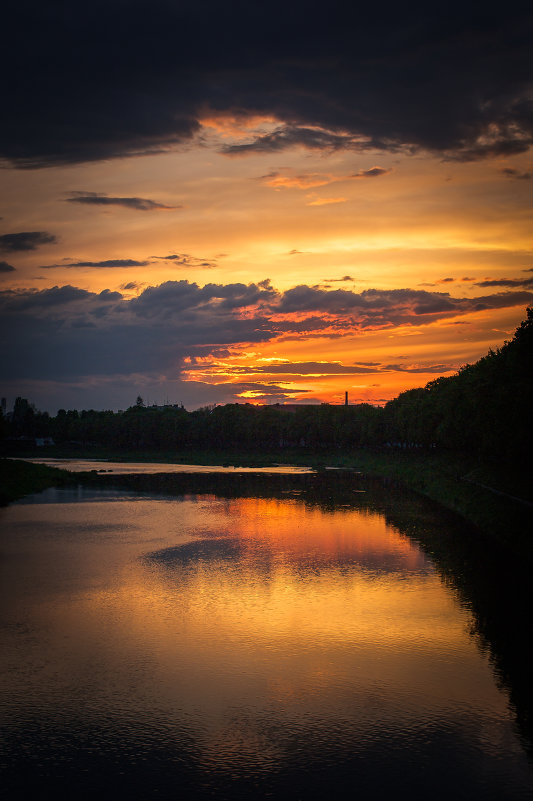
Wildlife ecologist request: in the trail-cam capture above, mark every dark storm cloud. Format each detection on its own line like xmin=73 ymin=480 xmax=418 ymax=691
xmin=0 ymin=285 xmax=92 ymax=311
xmin=278 ymin=286 xmax=364 ymax=313
xmin=130 ymin=279 xmax=278 ymax=318
xmin=1 ymin=2 xmax=532 ymax=166
xmin=42 ymin=259 xmax=150 ymax=269
xmin=0 ymin=261 xmax=15 ymax=272
xmin=66 ymin=192 xmax=179 ymax=211
xmin=0 ymin=280 xmax=281 ymax=381
xmin=0 ymin=232 xmax=57 ymax=252
xmin=98 ymin=289 xmax=123 ymax=301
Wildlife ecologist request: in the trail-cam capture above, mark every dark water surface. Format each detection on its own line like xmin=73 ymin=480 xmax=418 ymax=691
xmin=1 ymin=476 xmax=532 ymax=800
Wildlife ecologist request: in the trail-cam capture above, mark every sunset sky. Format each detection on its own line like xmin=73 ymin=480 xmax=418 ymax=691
xmin=1 ymin=2 xmax=532 ymax=412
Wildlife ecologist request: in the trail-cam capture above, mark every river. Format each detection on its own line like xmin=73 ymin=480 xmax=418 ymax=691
xmin=1 ymin=467 xmax=532 ymax=799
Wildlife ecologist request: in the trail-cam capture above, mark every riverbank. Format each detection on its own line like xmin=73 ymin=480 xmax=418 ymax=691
xmin=0 ymin=458 xmax=80 ymax=506
xmin=343 ymin=450 xmax=532 ymax=552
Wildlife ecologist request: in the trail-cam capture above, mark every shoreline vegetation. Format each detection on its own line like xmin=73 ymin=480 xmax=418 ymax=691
xmin=1 ymin=448 xmax=531 ymax=555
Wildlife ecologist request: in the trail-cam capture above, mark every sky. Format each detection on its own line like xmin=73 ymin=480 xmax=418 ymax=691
xmin=1 ymin=1 xmax=532 ymax=413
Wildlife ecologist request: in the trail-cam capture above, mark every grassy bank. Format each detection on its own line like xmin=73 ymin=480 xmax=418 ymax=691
xmin=337 ymin=449 xmax=532 ymax=551
xmin=0 ymin=458 xmax=78 ymax=506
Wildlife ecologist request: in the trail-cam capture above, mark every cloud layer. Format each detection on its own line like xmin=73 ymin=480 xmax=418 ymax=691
xmin=0 ymin=232 xmax=57 ymax=252
xmin=1 ymin=278 xmax=531 ymax=385
xmin=2 ymin=2 xmax=532 ymax=166
xmin=42 ymin=259 xmax=150 ymax=270
xmin=66 ymin=192 xmax=179 ymax=211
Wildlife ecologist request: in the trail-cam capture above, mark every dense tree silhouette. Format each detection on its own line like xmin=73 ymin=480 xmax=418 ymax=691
xmin=382 ymin=307 xmax=533 ymax=461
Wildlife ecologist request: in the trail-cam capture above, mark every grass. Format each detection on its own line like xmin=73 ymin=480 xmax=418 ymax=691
xmin=0 ymin=458 xmax=81 ymax=506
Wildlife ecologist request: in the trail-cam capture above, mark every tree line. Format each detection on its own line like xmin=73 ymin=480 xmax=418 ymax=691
xmin=2 ymin=308 xmax=532 ymax=464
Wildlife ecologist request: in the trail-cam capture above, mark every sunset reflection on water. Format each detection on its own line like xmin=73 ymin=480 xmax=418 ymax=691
xmin=1 ymin=486 xmax=531 ymax=799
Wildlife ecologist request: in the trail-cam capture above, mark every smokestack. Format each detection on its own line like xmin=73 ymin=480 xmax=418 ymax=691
xmin=344 ymin=391 xmax=348 ymax=406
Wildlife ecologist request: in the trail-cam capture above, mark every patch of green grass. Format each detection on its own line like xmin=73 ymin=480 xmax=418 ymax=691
xmin=0 ymin=459 xmax=76 ymax=505
xmin=340 ymin=449 xmax=532 ymax=550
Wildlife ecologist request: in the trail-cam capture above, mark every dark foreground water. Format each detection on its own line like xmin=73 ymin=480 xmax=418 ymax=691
xmin=1 ymin=477 xmax=532 ymax=800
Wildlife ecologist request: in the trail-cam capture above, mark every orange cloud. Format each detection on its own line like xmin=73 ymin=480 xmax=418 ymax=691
xmin=259 ymin=166 xmax=392 ymax=191
xmin=306 ymin=195 xmax=347 ymax=206
xmin=261 ymin=171 xmax=337 ymax=189
xmin=199 ymin=113 xmax=279 ymax=139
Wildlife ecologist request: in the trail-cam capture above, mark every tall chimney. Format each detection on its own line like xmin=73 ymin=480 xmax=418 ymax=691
xmin=344 ymin=391 xmax=348 ymax=406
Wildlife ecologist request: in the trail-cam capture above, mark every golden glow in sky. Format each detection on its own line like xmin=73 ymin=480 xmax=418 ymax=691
xmin=1 ymin=13 xmax=532 ymax=413
xmin=1 ymin=133 xmax=532 ymax=410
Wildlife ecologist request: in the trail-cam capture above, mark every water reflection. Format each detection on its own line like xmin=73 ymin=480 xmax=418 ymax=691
xmin=1 ymin=482 xmax=532 ymax=799
xmin=19 ymin=457 xmax=314 ymax=474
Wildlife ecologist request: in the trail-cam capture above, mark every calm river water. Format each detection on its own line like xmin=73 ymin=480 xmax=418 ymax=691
xmin=1 ymin=472 xmax=532 ymax=799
